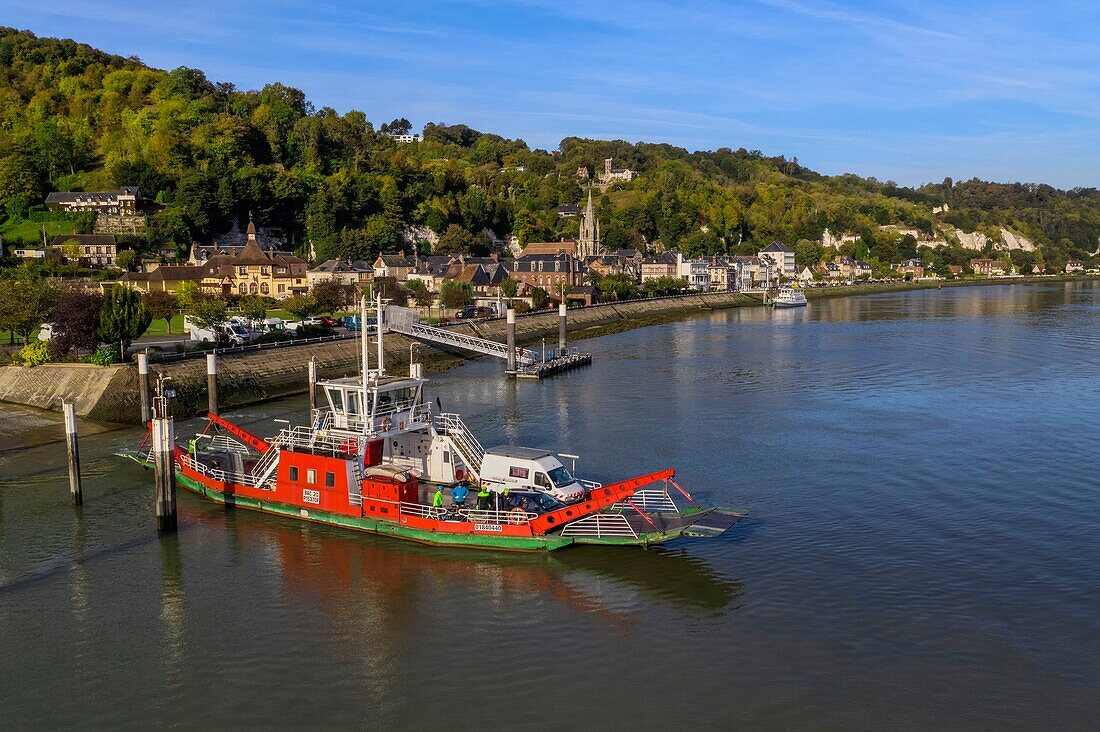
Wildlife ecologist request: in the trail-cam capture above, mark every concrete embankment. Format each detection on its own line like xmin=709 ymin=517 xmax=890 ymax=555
xmin=0 ymin=291 xmax=754 ymax=423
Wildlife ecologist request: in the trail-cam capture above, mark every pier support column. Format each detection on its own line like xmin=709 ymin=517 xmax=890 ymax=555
xmin=63 ymin=401 xmax=82 ymax=506
xmin=506 ymin=308 xmax=516 ymax=372
xmin=136 ymin=352 xmax=151 ymax=423
xmin=153 ymin=415 xmax=177 ymax=533
xmin=206 ymin=353 xmax=218 ymax=417
xmin=558 ymin=301 xmax=567 ymax=356
xmin=308 ymin=356 xmax=317 ymax=412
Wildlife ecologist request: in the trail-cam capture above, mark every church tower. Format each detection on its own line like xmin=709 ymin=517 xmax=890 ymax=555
xmin=578 ymin=189 xmax=600 ymax=259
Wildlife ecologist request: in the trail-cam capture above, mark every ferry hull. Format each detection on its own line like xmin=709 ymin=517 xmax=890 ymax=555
xmin=176 ymin=471 xmax=576 ymax=552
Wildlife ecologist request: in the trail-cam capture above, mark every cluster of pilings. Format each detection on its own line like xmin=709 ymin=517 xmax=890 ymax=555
xmin=504 ymin=302 xmax=591 ymax=379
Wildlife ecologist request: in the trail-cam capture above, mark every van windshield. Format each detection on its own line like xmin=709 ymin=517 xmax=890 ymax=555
xmin=547 ymin=465 xmax=574 ymax=486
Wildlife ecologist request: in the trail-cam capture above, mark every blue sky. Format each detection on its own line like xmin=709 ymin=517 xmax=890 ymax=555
xmin=4 ymin=0 xmax=1099 ymax=187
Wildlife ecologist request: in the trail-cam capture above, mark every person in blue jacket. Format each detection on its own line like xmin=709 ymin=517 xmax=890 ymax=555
xmin=451 ymin=482 xmax=469 ymax=508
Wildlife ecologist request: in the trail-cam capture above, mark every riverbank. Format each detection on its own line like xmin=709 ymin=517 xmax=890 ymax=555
xmin=0 ymin=275 xmax=1095 ymax=423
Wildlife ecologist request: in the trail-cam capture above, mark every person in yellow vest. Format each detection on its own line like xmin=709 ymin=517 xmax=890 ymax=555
xmin=476 ymin=484 xmax=491 ymax=511
xmin=432 ymin=485 xmax=445 ymax=515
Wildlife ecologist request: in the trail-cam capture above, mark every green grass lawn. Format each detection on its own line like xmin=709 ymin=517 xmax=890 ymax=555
xmin=141 ymin=314 xmax=186 ymax=337
xmin=0 ymin=218 xmax=77 ymax=245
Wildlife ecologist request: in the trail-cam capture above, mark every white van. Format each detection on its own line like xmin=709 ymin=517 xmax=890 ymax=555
xmin=478 ymin=446 xmax=585 ymax=503
xmin=184 ymin=316 xmax=250 ymax=345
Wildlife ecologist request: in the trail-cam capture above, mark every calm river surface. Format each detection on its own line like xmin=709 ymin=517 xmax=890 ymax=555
xmin=2 ymin=283 xmax=1098 ymax=730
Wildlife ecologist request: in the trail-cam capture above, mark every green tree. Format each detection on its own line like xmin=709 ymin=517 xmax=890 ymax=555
xmin=283 ymin=294 xmax=320 ymax=320
xmin=500 ymin=277 xmax=519 ymax=299
xmin=310 ymin=279 xmax=347 ymax=313
xmin=98 ymin=286 xmax=152 ymax=360
xmin=530 ymin=286 xmax=550 ymax=309
xmin=794 ymin=238 xmax=823 ymax=266
xmin=440 ymin=280 xmax=472 ymax=309
xmin=0 ymin=269 xmax=58 ymax=344
xmin=115 ymin=249 xmax=137 ymax=271
xmin=435 ymin=224 xmax=477 ymax=255
xmin=144 ymin=290 xmax=177 ymax=334
xmin=47 ymin=287 xmax=103 ymax=359
xmin=188 ymin=295 xmax=229 ymax=333
xmin=238 ymin=294 xmax=269 ymax=323
xmin=175 ymin=281 xmax=201 ymax=312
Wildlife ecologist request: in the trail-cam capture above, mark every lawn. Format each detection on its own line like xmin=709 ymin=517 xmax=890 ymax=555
xmin=142 ymin=314 xmax=186 ymax=337
xmin=0 ymin=218 xmax=77 ymax=245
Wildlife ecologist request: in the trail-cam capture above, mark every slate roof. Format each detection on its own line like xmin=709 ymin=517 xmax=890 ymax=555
xmin=761 ymin=241 xmax=793 ymax=253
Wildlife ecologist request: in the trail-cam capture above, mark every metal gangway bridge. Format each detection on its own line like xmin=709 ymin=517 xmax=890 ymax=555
xmin=384 ymin=306 xmax=538 ymax=366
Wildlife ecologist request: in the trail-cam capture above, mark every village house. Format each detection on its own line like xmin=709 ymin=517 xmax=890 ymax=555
xmin=676 ymin=253 xmax=712 ymax=291
xmin=758 ymin=241 xmax=797 ymax=278
xmin=442 ymin=261 xmax=508 ymax=297
xmin=48 ymin=234 xmax=118 ymax=268
xmin=1030 ymin=263 xmax=1046 ymax=274
xmin=510 ymin=252 xmax=584 ymax=293
xmin=891 ymin=258 xmax=925 ymax=279
xmin=45 ymin=187 xmax=141 ymax=215
xmin=707 ymin=257 xmax=739 ymax=291
xmin=373 ymin=251 xmax=417 ymax=280
xmin=640 ymin=252 xmax=678 ymax=283
xmin=1065 ymin=260 xmax=1085 ymax=273
xmin=307 ymin=259 xmax=374 ymax=287
xmin=406 ymin=255 xmax=455 ymax=292
xmin=946 ymin=264 xmax=964 ymax=278
xmin=835 ymin=256 xmax=872 ymax=280
xmin=553 ymin=204 xmax=580 ymax=218
xmin=970 ymin=258 xmax=1010 ymax=276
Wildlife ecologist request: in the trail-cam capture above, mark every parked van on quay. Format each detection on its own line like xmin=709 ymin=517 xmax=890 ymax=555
xmin=184 ymin=316 xmax=251 ymax=346
xmin=478 ymin=446 xmax=585 ymax=503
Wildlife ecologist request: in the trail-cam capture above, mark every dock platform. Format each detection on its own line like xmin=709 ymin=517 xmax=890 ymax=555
xmin=507 ymin=353 xmax=593 ymax=379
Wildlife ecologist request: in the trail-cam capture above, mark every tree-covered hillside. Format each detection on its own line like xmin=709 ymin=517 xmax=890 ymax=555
xmin=2 ymin=27 xmax=1099 ymax=271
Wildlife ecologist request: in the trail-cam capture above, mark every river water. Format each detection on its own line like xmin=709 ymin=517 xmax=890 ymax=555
xmin=1 ymin=283 xmax=1098 ymax=730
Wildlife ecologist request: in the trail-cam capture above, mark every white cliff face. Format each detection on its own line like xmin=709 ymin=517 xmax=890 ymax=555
xmin=951 ymin=228 xmax=990 ymax=251
xmin=999 ymin=229 xmax=1036 ymax=252
xmin=404 ymin=225 xmax=439 ymax=247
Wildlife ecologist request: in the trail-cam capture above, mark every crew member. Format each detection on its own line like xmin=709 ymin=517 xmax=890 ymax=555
xmin=476 ymin=484 xmax=491 ymax=511
xmin=432 ymin=485 xmax=445 ymax=511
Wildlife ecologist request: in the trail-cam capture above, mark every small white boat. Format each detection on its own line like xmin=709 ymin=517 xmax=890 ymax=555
xmin=771 ymin=287 xmax=807 ymax=308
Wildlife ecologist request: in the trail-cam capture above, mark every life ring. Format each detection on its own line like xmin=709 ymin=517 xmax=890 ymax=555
xmin=380 ymin=417 xmax=393 ymax=431
xmin=455 ymin=469 xmax=465 ymax=481
xmin=508 ymin=507 xmax=526 ymax=525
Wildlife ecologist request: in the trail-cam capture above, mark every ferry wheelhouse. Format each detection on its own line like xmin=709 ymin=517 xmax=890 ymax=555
xmin=156 ymin=297 xmax=746 ymax=552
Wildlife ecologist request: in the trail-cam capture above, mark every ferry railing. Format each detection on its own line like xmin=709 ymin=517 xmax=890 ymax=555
xmin=397 ymin=501 xmax=537 ymax=525
xmin=579 ymin=479 xmax=604 ymax=492
xmin=179 ymin=452 xmax=270 ymax=489
xmin=611 ymin=488 xmax=678 ymax=513
xmin=560 ymin=514 xmax=638 ymax=539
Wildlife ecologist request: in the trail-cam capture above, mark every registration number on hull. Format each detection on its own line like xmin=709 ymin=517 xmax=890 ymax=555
xmin=474 ymin=523 xmax=502 ymax=532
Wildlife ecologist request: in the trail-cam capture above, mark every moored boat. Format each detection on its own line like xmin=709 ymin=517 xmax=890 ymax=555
xmin=133 ymin=296 xmax=746 ymax=552
xmin=771 ymin=286 xmax=808 ymax=308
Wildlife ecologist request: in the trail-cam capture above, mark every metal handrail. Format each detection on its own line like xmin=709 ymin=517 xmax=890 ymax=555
xmin=611 ymin=488 xmax=678 ymax=513
xmin=560 ymin=513 xmax=638 ymax=538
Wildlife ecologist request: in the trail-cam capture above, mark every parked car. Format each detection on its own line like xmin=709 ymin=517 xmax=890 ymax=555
xmin=301 ymin=316 xmax=326 ymax=327
xmin=339 ymin=315 xmax=361 ymax=331
xmin=319 ymin=315 xmax=337 ymax=328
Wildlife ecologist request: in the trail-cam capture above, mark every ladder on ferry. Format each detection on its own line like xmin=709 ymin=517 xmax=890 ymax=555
xmin=435 ymin=413 xmax=486 ymax=480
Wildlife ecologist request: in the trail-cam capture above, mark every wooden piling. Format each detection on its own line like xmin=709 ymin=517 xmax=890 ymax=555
xmin=136 ymin=352 xmax=151 ymax=423
xmin=63 ymin=401 xmax=82 ymax=506
xmin=206 ymin=352 xmax=218 ymax=417
xmin=153 ymin=416 xmax=177 ymax=532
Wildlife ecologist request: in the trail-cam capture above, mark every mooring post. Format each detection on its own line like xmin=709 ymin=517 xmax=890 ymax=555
xmin=308 ymin=356 xmax=317 ymax=412
xmin=63 ymin=401 xmax=82 ymax=506
xmin=153 ymin=413 xmax=177 ymax=532
xmin=558 ymin=301 xmax=567 ymax=356
xmin=506 ymin=308 xmax=516 ymax=372
xmin=136 ymin=352 xmax=151 ymax=423
xmin=206 ymin=352 xmax=218 ymax=417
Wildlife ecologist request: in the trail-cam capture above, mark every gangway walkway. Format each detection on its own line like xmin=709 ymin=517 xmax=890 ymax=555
xmin=435 ymin=413 xmax=486 ymax=479
xmin=385 ymin=306 xmax=538 ymax=366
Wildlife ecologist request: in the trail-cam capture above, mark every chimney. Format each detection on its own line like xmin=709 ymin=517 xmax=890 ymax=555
xmin=491 ymin=252 xmax=499 ymax=262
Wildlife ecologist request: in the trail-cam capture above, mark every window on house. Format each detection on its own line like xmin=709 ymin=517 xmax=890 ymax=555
xmin=238 ymin=266 xmax=247 ymax=275
xmin=307 ymin=469 xmax=317 ymax=484
xmin=289 ymin=466 xmax=299 ymax=481
xmin=278 ymin=284 xmax=285 ymax=293
xmin=325 ymin=472 xmax=335 ymax=487
xmin=261 ymin=267 xmax=269 ymax=275
xmin=260 ymin=283 xmax=269 ymax=295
